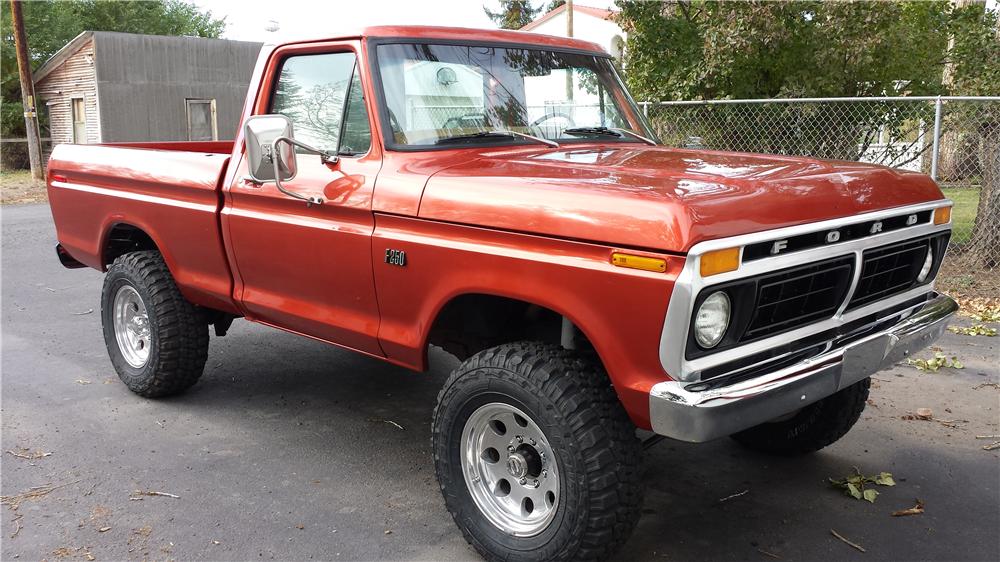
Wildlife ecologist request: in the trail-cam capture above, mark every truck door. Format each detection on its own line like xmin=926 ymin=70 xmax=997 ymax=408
xmin=225 ymin=43 xmax=384 ymax=356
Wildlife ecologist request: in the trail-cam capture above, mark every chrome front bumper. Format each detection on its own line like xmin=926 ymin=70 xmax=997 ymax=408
xmin=648 ymin=293 xmax=958 ymax=442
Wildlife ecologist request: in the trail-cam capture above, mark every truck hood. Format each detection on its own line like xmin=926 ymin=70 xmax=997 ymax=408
xmin=417 ymin=145 xmax=945 ymax=252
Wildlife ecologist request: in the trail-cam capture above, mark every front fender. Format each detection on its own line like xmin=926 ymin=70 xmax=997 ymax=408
xmin=371 ymin=213 xmax=683 ymax=429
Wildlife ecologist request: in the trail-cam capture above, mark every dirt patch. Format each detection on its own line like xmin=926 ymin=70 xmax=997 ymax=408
xmin=1 ymin=170 xmax=47 ymax=205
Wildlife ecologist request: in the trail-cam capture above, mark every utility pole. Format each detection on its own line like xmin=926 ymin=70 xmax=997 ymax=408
xmin=565 ymin=0 xmax=574 ymax=101
xmin=10 ymin=0 xmax=43 ymax=180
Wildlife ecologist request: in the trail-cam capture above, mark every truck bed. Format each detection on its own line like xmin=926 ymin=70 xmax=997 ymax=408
xmin=46 ymin=141 xmax=238 ymax=313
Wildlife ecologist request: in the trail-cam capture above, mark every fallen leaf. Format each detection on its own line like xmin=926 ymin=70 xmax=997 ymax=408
xmin=296 ymin=524 xmax=305 ymax=530
xmin=916 ymin=408 xmax=933 ymax=420
xmin=891 ymin=499 xmax=925 ymax=517
xmin=948 ymin=324 xmax=997 ymax=337
xmin=829 ymin=469 xmax=895 ymax=502
xmin=907 ymin=352 xmax=964 ymax=371
xmin=875 ymin=472 xmax=896 ymax=486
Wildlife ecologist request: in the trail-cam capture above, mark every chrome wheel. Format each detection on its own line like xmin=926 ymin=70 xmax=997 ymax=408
xmin=113 ymin=285 xmax=150 ymax=368
xmin=461 ymin=402 xmax=559 ymax=537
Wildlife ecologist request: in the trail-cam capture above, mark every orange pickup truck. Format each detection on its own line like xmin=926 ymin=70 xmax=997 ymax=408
xmin=47 ymin=26 xmax=957 ymax=561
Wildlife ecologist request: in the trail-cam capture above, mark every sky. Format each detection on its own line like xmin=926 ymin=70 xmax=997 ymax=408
xmin=192 ymin=0 xmax=1000 ymax=43
xmin=191 ymin=0 xmax=502 ymax=42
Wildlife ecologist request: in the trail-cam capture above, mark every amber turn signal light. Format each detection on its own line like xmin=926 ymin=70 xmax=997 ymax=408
xmin=933 ymin=205 xmax=952 ymax=225
xmin=700 ymin=247 xmax=740 ymax=277
xmin=610 ymin=252 xmax=667 ymax=273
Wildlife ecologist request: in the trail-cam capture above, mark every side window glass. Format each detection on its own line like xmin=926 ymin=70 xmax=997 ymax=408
xmin=270 ymin=52 xmax=362 ymax=153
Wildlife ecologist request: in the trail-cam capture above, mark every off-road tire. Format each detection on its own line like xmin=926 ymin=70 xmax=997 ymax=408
xmin=432 ymin=342 xmax=642 ymax=562
xmin=731 ymin=378 xmax=871 ymax=455
xmin=101 ymin=251 xmax=208 ymax=397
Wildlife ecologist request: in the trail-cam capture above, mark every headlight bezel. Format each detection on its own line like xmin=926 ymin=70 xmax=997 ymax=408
xmin=916 ymin=246 xmax=934 ymax=283
xmin=693 ymin=291 xmax=732 ymax=349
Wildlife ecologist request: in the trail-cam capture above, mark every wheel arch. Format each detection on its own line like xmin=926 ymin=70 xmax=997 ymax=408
xmin=424 ymin=290 xmax=602 ymax=365
xmin=98 ymin=219 xmax=182 ymax=286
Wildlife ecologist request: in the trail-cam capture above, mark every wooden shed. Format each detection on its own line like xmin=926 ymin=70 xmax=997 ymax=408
xmin=33 ymin=31 xmax=262 ymax=146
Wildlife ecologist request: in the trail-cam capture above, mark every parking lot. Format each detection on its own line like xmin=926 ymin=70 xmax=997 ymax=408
xmin=2 ymin=202 xmax=998 ymax=561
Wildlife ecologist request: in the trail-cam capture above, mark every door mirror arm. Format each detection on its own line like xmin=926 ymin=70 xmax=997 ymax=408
xmin=272 ymin=136 xmax=337 ymax=207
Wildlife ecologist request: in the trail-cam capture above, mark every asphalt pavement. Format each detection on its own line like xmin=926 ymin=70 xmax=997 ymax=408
xmin=2 ymin=202 xmax=998 ymax=561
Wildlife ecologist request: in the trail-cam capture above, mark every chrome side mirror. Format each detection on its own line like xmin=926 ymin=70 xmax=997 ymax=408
xmin=244 ymin=114 xmax=336 ymax=206
xmin=245 ymin=114 xmax=295 ymax=182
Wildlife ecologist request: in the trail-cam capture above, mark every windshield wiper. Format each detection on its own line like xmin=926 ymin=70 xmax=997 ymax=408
xmin=563 ymin=126 xmax=658 ymax=146
xmin=435 ymin=130 xmax=559 ymax=148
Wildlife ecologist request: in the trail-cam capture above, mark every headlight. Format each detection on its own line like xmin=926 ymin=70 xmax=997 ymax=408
xmin=694 ymin=291 xmax=731 ymax=348
xmin=917 ymin=247 xmax=934 ymax=283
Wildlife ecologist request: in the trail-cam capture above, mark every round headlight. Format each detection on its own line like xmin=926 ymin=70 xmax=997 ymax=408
xmin=917 ymin=247 xmax=934 ymax=283
xmin=694 ymin=291 xmax=731 ymax=349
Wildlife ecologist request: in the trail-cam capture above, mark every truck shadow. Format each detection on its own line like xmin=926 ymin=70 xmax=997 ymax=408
xmin=161 ymin=323 xmax=996 ymax=562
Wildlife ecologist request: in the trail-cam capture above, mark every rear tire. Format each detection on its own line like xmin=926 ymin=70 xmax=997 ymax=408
xmin=432 ymin=342 xmax=642 ymax=562
xmin=101 ymin=251 xmax=208 ymax=397
xmin=731 ymin=378 xmax=870 ymax=455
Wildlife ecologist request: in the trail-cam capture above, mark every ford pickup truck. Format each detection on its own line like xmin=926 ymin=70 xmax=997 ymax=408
xmin=47 ymin=26 xmax=957 ymax=561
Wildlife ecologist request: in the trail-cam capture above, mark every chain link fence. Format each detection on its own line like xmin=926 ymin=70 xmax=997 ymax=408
xmin=641 ymin=96 xmax=1000 ymax=296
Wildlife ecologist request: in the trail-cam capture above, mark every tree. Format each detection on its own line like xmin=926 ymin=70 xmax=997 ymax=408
xmin=1 ymin=0 xmax=226 ymax=162
xmin=484 ymin=0 xmax=541 ymax=30
xmin=948 ymin=3 xmax=1000 ymax=268
xmin=614 ymin=0 xmax=954 ymax=102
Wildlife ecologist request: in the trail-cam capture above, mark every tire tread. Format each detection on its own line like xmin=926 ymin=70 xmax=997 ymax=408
xmin=432 ymin=342 xmax=641 ymax=562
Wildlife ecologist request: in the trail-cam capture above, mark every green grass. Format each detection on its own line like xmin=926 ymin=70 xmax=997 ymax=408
xmin=0 ymin=169 xmax=35 ymax=181
xmin=940 ymin=187 xmax=979 ymax=246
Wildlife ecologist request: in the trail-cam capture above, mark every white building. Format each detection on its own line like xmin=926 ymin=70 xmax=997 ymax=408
xmin=521 ymin=3 xmax=625 ymax=61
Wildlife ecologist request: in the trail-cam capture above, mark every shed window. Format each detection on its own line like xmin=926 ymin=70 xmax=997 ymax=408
xmin=186 ymin=99 xmax=218 ymax=141
xmin=71 ymin=98 xmax=86 ymax=144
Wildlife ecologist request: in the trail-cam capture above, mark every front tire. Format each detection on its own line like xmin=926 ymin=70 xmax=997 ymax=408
xmin=731 ymin=378 xmax=871 ymax=455
xmin=432 ymin=342 xmax=642 ymax=562
xmin=101 ymin=251 xmax=208 ymax=397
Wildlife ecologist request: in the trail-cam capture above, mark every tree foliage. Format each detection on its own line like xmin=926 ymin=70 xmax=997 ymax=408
xmin=2 ymin=0 xmax=226 ymax=140
xmin=484 ymin=0 xmax=542 ymax=30
xmin=614 ymin=0 xmax=997 ymax=101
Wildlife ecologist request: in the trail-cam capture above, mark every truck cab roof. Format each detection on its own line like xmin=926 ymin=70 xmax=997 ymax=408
xmin=268 ymin=25 xmax=608 ymax=55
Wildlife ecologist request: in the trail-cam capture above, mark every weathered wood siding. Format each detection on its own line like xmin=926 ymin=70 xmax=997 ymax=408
xmin=93 ymin=33 xmax=262 ymax=142
xmin=35 ymin=37 xmax=101 ymax=146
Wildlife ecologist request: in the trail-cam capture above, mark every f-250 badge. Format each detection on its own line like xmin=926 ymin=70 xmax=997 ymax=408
xmin=385 ymin=249 xmax=407 ymax=267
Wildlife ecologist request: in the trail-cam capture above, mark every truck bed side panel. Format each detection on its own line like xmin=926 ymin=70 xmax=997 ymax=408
xmin=46 ymin=144 xmax=238 ymax=313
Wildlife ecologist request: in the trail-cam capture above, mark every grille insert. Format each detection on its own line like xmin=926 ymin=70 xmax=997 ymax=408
xmin=847 ymin=238 xmax=930 ymax=310
xmin=742 ymin=256 xmax=854 ymax=341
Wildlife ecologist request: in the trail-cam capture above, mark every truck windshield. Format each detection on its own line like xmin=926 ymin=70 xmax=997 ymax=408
xmin=374 ymin=42 xmax=654 ymax=148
